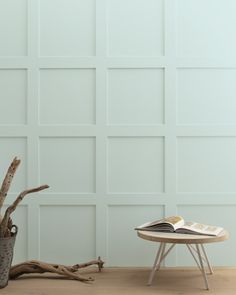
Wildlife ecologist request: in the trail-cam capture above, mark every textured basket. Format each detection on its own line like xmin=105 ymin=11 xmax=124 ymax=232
xmin=0 ymin=225 xmax=18 ymax=288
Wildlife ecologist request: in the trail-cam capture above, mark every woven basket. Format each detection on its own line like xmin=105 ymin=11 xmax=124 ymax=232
xmin=0 ymin=225 xmax=18 ymax=288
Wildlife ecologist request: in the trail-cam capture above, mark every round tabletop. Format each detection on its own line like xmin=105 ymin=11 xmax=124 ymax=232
xmin=137 ymin=229 xmax=229 ymax=244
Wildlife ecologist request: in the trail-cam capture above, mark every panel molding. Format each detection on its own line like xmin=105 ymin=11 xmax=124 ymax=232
xmin=0 ymin=0 xmax=236 ymax=266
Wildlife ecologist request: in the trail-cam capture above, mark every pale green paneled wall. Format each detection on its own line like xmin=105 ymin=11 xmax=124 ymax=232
xmin=0 ymin=0 xmax=236 ymax=267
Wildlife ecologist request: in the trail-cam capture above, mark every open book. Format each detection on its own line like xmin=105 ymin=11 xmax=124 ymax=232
xmin=135 ymin=216 xmax=224 ymax=236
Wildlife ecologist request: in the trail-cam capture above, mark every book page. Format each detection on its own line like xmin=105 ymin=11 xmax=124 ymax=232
xmin=164 ymin=216 xmax=184 ymax=230
xmin=179 ymin=221 xmax=223 ymax=236
xmin=135 ymin=216 xmax=184 ymax=231
xmin=135 ymin=218 xmax=163 ymax=229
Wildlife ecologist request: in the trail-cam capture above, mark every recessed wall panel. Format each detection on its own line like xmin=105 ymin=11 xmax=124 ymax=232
xmin=0 ymin=138 xmax=27 ymax=192
xmin=40 ymin=0 xmax=95 ymax=56
xmin=0 ymin=70 xmax=27 ymax=125
xmin=177 ymin=0 xmax=236 ymax=57
xmin=108 ymin=69 xmax=164 ymax=125
xmin=40 ymin=69 xmax=95 ymax=125
xmin=108 ymin=0 xmax=164 ymax=56
xmin=177 ymin=205 xmax=235 ymax=266
xmin=108 ymin=137 xmax=164 ymax=193
xmin=108 ymin=205 xmax=164 ymax=266
xmin=177 ymin=69 xmax=236 ymax=125
xmin=177 ymin=137 xmax=236 ymax=192
xmin=40 ymin=206 xmax=95 ymax=264
xmin=39 ymin=137 xmax=95 ymax=193
xmin=0 ymin=0 xmax=27 ymax=56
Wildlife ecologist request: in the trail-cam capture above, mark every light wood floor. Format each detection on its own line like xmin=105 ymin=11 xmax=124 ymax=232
xmin=1 ymin=267 xmax=236 ymax=295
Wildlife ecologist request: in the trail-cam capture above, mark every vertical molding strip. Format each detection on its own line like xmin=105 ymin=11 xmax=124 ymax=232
xmin=164 ymin=0 xmax=177 ymax=217
xmin=95 ymin=0 xmax=108 ymax=260
xmin=164 ymin=0 xmax=178 ymax=266
xmin=27 ymin=0 xmax=40 ymax=260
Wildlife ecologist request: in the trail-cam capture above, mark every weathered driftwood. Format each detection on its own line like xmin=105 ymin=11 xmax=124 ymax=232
xmin=0 ymin=157 xmax=21 ymax=224
xmin=0 ymin=185 xmax=49 ymax=238
xmin=0 ymin=157 xmax=21 ymax=208
xmin=10 ymin=257 xmax=104 ymax=282
xmin=0 ymin=157 xmax=21 ymax=236
xmin=0 ymin=157 xmax=104 ymax=283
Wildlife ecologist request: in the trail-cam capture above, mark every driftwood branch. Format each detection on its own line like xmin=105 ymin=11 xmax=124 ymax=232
xmin=0 ymin=158 xmax=104 ymax=284
xmin=10 ymin=257 xmax=104 ymax=282
xmin=0 ymin=185 xmax=49 ymax=237
xmin=71 ymin=258 xmax=104 ymax=272
xmin=0 ymin=157 xmax=21 ymax=210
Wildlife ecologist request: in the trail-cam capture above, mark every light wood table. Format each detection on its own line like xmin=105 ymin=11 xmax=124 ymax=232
xmin=137 ymin=230 xmax=229 ymax=290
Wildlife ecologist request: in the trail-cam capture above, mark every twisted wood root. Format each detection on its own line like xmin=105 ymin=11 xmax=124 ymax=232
xmin=10 ymin=257 xmax=104 ymax=282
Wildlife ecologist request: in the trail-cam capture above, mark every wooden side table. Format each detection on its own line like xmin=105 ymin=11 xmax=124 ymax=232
xmin=137 ymin=230 xmax=229 ymax=290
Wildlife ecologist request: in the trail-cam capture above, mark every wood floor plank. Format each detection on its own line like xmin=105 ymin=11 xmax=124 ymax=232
xmin=1 ymin=268 xmax=236 ymax=295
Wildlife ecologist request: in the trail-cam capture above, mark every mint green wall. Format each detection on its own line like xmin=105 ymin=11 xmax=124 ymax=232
xmin=0 ymin=0 xmax=235 ymax=266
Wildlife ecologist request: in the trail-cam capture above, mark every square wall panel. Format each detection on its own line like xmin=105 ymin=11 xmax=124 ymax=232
xmin=108 ymin=69 xmax=164 ymax=125
xmin=40 ymin=205 xmax=95 ymax=264
xmin=0 ymin=70 xmax=27 ymax=125
xmin=177 ymin=205 xmax=235 ymax=266
xmin=0 ymin=0 xmax=27 ymax=56
xmin=107 ymin=205 xmax=164 ymax=266
xmin=177 ymin=69 xmax=236 ymax=125
xmin=177 ymin=137 xmax=236 ymax=192
xmin=0 ymin=138 xmax=27 ymax=193
xmin=40 ymin=0 xmax=95 ymax=56
xmin=177 ymin=0 xmax=236 ymax=57
xmin=39 ymin=137 xmax=95 ymax=193
xmin=108 ymin=137 xmax=164 ymax=193
xmin=40 ymin=69 xmax=95 ymax=125
xmin=108 ymin=0 xmax=164 ymax=56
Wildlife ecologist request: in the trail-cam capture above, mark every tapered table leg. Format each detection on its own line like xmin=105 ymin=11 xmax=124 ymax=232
xmin=196 ymin=244 xmax=209 ymax=290
xmin=201 ymin=244 xmax=213 ymax=274
xmin=147 ymin=243 xmax=176 ymax=286
xmin=147 ymin=242 xmax=164 ymax=285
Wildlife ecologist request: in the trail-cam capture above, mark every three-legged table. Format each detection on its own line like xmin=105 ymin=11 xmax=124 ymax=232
xmin=137 ymin=230 xmax=229 ymax=290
